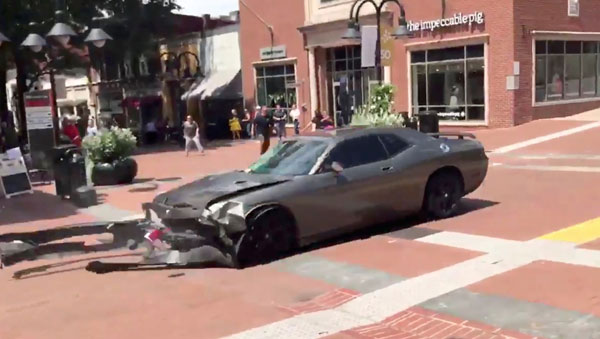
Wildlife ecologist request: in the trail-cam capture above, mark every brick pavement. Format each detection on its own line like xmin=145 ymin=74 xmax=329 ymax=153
xmin=2 ymin=117 xmax=600 ymax=339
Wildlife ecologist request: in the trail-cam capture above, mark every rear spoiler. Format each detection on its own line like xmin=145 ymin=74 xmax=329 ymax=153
xmin=427 ymin=132 xmax=477 ymax=140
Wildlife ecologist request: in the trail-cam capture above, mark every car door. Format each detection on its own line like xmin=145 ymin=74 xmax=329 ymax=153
xmin=310 ymin=135 xmax=396 ymax=235
xmin=376 ymin=133 xmax=424 ymax=215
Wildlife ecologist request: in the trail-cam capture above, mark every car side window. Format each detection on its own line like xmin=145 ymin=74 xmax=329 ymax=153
xmin=378 ymin=134 xmax=410 ymax=158
xmin=328 ymin=135 xmax=388 ymax=169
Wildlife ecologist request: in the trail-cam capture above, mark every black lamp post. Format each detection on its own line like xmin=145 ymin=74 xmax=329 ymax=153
xmin=342 ymin=0 xmax=410 ymax=84
xmin=19 ymin=6 xmax=112 ymax=144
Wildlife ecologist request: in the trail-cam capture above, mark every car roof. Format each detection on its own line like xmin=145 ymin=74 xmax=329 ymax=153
xmin=291 ymin=127 xmax=432 ymax=144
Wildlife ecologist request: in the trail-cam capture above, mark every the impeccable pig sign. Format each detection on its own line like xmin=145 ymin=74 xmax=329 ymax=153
xmin=407 ymin=11 xmax=485 ymax=33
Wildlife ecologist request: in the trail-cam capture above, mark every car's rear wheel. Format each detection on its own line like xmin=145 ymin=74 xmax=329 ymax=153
xmin=233 ymin=207 xmax=296 ymax=268
xmin=423 ymin=171 xmax=463 ymax=220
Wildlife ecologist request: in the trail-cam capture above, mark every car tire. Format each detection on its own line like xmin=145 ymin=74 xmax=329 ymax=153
xmin=233 ymin=207 xmax=296 ymax=269
xmin=423 ymin=171 xmax=463 ymax=220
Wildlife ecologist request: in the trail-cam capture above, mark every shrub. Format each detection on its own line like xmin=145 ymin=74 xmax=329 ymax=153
xmin=351 ymin=84 xmax=405 ymax=127
xmin=83 ymin=127 xmax=137 ymax=164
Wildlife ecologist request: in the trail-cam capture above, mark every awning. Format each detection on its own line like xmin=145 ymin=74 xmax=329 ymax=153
xmin=182 ymin=69 xmax=242 ymax=101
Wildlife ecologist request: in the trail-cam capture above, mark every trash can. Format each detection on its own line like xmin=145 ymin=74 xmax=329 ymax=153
xmin=52 ymin=145 xmax=87 ymax=199
xmin=417 ymin=110 xmax=440 ymax=134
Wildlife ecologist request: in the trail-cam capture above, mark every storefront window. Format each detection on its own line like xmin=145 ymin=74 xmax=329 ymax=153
xmin=535 ymin=40 xmax=600 ymax=102
xmin=410 ymin=44 xmax=485 ymax=121
xmin=255 ymin=64 xmax=297 ymax=123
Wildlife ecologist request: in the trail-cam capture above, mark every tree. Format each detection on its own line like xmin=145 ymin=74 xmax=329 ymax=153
xmin=0 ymin=0 xmax=180 ymax=139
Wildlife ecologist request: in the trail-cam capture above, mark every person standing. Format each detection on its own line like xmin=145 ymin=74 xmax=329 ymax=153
xmin=62 ymin=115 xmax=82 ymax=147
xmin=289 ymin=104 xmax=301 ymax=135
xmin=272 ymin=104 xmax=287 ymax=140
xmin=86 ymin=118 xmax=99 ymax=137
xmin=241 ymin=108 xmax=253 ymax=139
xmin=229 ymin=109 xmax=242 ymax=140
xmin=253 ymin=107 xmax=273 ymax=155
xmin=182 ymin=115 xmax=204 ymax=157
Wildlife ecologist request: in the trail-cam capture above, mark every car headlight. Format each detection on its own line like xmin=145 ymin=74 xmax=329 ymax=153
xmin=201 ymin=201 xmax=246 ymax=232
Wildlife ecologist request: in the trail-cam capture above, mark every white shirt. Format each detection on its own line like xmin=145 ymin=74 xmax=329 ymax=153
xmin=290 ymin=108 xmax=300 ymax=120
xmin=87 ymin=126 xmax=98 ymax=136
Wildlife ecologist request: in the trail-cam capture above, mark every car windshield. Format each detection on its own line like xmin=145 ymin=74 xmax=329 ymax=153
xmin=248 ymin=139 xmax=329 ymax=176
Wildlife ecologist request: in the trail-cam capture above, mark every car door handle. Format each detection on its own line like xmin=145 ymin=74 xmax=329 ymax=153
xmin=381 ymin=166 xmax=393 ymax=172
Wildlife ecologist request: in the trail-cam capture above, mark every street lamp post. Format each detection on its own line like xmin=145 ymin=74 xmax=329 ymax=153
xmin=342 ymin=0 xmax=410 ymax=84
xmin=19 ymin=7 xmax=112 ymax=144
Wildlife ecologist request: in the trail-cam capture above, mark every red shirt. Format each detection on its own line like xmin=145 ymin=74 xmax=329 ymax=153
xmin=63 ymin=124 xmax=82 ymax=147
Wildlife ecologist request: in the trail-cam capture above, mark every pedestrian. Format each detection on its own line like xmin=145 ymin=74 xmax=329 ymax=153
xmin=254 ymin=107 xmax=273 ymax=155
xmin=182 ymin=115 xmax=204 ymax=157
xmin=289 ymin=104 xmax=301 ymax=135
xmin=145 ymin=119 xmax=158 ymax=145
xmin=272 ymin=104 xmax=287 ymax=140
xmin=241 ymin=108 xmax=253 ymax=139
xmin=229 ymin=109 xmax=242 ymax=140
xmin=61 ymin=115 xmax=82 ymax=147
xmin=86 ymin=118 xmax=99 ymax=137
xmin=312 ymin=110 xmax=324 ymax=130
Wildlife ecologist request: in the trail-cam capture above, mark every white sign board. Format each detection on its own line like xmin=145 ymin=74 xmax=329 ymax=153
xmin=260 ymin=45 xmax=287 ymax=61
xmin=407 ymin=12 xmax=485 ymax=32
xmin=25 ymin=106 xmax=54 ymax=130
xmin=0 ymin=155 xmax=33 ymax=199
xmin=361 ymin=26 xmax=378 ymax=68
xmin=568 ymin=0 xmax=580 ymax=16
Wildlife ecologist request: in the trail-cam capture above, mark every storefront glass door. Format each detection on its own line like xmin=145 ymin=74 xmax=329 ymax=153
xmin=326 ymin=46 xmax=377 ymax=126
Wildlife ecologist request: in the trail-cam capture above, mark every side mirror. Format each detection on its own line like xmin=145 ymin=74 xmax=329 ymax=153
xmin=331 ymin=161 xmax=344 ymax=174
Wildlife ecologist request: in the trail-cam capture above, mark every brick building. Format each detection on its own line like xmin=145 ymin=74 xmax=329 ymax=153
xmin=240 ymin=0 xmax=600 ymax=129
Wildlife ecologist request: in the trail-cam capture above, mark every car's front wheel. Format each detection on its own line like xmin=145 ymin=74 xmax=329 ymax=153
xmin=423 ymin=171 xmax=464 ymax=220
xmin=233 ymin=207 xmax=296 ymax=268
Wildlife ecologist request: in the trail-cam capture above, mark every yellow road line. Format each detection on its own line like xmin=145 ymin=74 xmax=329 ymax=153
xmin=538 ymin=217 xmax=600 ymax=244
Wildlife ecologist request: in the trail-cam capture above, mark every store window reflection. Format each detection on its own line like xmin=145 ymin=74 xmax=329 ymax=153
xmin=411 ymin=44 xmax=485 ymax=121
xmin=535 ymin=40 xmax=600 ymax=103
xmin=255 ymin=65 xmax=297 ymax=121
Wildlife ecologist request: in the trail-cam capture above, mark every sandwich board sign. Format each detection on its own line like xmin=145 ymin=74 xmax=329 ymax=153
xmin=0 ymin=151 xmax=33 ymax=199
xmin=25 ymin=90 xmax=56 ymax=170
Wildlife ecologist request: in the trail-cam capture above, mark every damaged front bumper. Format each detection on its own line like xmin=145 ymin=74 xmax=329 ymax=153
xmin=1 ymin=203 xmax=241 ymax=275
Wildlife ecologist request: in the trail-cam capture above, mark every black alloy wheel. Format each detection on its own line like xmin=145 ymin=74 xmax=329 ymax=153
xmin=424 ymin=172 xmax=463 ymax=220
xmin=234 ymin=208 xmax=296 ymax=268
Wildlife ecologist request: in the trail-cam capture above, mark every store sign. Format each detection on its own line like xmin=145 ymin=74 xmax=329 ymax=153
xmin=24 ymin=90 xmax=56 ymax=170
xmin=380 ymin=22 xmax=395 ymax=67
xmin=25 ymin=91 xmax=53 ymax=130
xmin=568 ymin=0 xmax=580 ymax=17
xmin=260 ymin=45 xmax=286 ymax=61
xmin=407 ymin=11 xmax=485 ymax=32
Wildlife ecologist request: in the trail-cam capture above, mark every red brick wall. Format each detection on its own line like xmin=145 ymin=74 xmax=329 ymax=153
xmin=514 ymin=0 xmax=600 ymax=123
xmin=390 ymin=0 xmax=517 ymax=128
xmin=238 ymin=0 xmax=309 ymax=125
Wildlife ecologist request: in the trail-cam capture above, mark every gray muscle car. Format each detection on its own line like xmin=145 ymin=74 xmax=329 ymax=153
xmin=1 ymin=127 xmax=488 ymax=272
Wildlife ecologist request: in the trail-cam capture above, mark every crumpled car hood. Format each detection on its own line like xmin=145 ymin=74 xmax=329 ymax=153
xmin=152 ymin=171 xmax=290 ymax=211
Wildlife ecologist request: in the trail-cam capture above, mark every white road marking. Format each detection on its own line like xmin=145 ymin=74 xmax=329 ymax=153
xmin=515 ymin=154 xmax=600 ymax=160
xmin=491 ymin=121 xmax=600 ymax=154
xmin=225 ymin=231 xmax=600 ymax=339
xmin=498 ymin=164 xmax=600 ymax=173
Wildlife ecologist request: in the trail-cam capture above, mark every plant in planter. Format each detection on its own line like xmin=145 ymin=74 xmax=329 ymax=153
xmin=351 ymin=83 xmax=405 ymax=128
xmin=83 ymin=127 xmax=138 ymax=186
